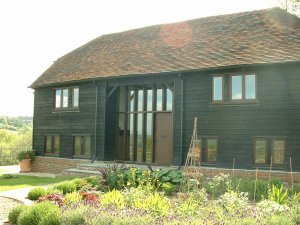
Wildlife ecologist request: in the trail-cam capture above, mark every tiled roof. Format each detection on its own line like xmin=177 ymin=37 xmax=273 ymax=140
xmin=31 ymin=7 xmax=300 ymax=88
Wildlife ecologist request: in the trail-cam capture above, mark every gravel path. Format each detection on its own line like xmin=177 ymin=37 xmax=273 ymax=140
xmin=0 ymin=196 xmax=22 ymax=222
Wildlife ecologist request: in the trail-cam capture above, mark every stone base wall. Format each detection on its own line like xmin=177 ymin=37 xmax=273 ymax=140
xmin=31 ymin=156 xmax=90 ymax=174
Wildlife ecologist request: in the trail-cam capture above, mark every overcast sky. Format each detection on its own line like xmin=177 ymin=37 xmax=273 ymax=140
xmin=0 ymin=0 xmax=280 ymax=116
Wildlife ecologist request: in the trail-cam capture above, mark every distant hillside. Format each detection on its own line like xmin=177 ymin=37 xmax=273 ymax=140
xmin=0 ymin=116 xmax=33 ymax=131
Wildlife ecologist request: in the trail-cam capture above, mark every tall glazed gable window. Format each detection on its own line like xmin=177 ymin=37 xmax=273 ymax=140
xmin=55 ymin=87 xmax=79 ymax=110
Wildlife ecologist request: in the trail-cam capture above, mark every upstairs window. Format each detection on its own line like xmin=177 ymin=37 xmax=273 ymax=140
xmin=212 ymin=73 xmax=256 ymax=103
xmin=55 ymin=87 xmax=79 ymax=109
xmin=231 ymin=74 xmax=256 ymax=100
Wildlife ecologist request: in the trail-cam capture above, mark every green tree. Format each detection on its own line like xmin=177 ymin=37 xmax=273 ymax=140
xmin=279 ymin=0 xmax=300 ymax=15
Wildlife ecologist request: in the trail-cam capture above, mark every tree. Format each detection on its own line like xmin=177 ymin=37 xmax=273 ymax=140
xmin=279 ymin=0 xmax=300 ymax=15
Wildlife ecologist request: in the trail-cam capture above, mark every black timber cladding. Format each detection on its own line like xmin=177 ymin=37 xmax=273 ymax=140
xmin=32 ymin=63 xmax=300 ymax=170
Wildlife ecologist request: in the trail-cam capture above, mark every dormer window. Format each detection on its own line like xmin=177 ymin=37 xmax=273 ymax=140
xmin=55 ymin=87 xmax=79 ymax=109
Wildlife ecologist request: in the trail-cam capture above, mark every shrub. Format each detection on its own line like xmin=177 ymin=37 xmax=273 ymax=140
xmin=54 ymin=180 xmax=77 ymax=194
xmin=206 ymin=173 xmax=231 ymax=198
xmin=65 ymin=192 xmax=83 ymax=205
xmin=177 ymin=189 xmax=207 ymax=216
xmin=60 ymin=205 xmax=89 ymax=225
xmin=101 ymin=189 xmax=126 ymax=208
xmin=257 ymin=200 xmax=289 ymax=214
xmin=18 ymin=201 xmax=61 ymax=225
xmin=133 ymin=192 xmax=169 ymax=215
xmin=80 ymin=192 xmax=99 ymax=205
xmin=218 ymin=191 xmax=249 ymax=214
xmin=46 ymin=186 xmax=63 ymax=195
xmin=27 ymin=187 xmax=46 ymax=200
xmin=161 ymin=182 xmax=177 ymax=196
xmin=8 ymin=204 xmax=27 ymax=225
xmin=18 ymin=150 xmax=35 ymax=161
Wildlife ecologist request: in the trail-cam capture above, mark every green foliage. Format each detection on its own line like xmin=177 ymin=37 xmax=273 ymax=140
xmin=177 ymin=189 xmax=207 ymax=216
xmin=45 ymin=186 xmax=63 ymax=195
xmin=8 ymin=204 xmax=27 ymax=225
xmin=218 ymin=191 xmax=249 ymax=214
xmin=257 ymin=200 xmax=289 ymax=213
xmin=101 ymin=189 xmax=126 ymax=208
xmin=53 ymin=180 xmax=77 ymax=194
xmin=60 ymin=205 xmax=89 ymax=225
xmin=18 ymin=201 xmax=61 ymax=225
xmin=18 ymin=150 xmax=35 ymax=161
xmin=65 ymin=192 xmax=83 ymax=205
xmin=269 ymin=184 xmax=289 ymax=205
xmin=290 ymin=205 xmax=300 ymax=224
xmin=161 ymin=182 xmax=177 ymax=196
xmin=27 ymin=187 xmax=46 ymax=200
xmin=206 ymin=173 xmax=232 ymax=198
xmin=133 ymin=192 xmax=169 ymax=215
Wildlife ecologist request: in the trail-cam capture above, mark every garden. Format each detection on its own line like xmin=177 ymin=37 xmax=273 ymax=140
xmin=8 ymin=165 xmax=300 ymax=225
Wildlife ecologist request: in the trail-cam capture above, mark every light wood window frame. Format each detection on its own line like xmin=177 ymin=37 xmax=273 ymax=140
xmin=206 ymin=138 xmax=218 ymax=163
xmin=212 ymin=75 xmax=224 ymax=102
xmin=73 ymin=135 xmax=92 ymax=157
xmin=271 ymin=138 xmax=286 ymax=165
xmin=54 ymin=86 xmax=79 ymax=110
xmin=253 ymin=138 xmax=268 ymax=165
xmin=44 ymin=134 xmax=60 ymax=154
xmin=230 ymin=74 xmax=256 ymax=101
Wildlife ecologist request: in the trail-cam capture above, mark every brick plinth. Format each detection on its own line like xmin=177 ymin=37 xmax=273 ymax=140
xmin=31 ymin=156 xmax=90 ymax=174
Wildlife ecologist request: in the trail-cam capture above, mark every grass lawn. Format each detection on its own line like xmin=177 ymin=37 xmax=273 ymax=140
xmin=0 ymin=174 xmax=76 ymax=191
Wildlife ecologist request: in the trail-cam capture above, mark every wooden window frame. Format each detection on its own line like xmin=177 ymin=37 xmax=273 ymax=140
xmin=271 ymin=138 xmax=286 ymax=165
xmin=253 ymin=138 xmax=268 ymax=165
xmin=44 ymin=134 xmax=60 ymax=155
xmin=212 ymin=75 xmax=224 ymax=103
xmin=73 ymin=135 xmax=92 ymax=157
xmin=230 ymin=74 xmax=256 ymax=101
xmin=54 ymin=86 xmax=79 ymax=110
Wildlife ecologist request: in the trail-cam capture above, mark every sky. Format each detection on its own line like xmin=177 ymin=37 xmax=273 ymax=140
xmin=0 ymin=0 xmax=280 ymax=117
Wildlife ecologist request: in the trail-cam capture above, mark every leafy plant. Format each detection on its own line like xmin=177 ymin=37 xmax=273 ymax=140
xmin=218 ymin=191 xmax=249 ymax=214
xmin=206 ymin=173 xmax=232 ymax=198
xmin=101 ymin=189 xmax=126 ymax=208
xmin=133 ymin=192 xmax=169 ymax=215
xmin=257 ymin=200 xmax=289 ymax=213
xmin=269 ymin=184 xmax=288 ymax=205
xmin=18 ymin=150 xmax=35 ymax=161
xmin=37 ymin=193 xmax=65 ymax=207
xmin=177 ymin=189 xmax=207 ymax=216
xmin=8 ymin=204 xmax=27 ymax=225
xmin=53 ymin=180 xmax=77 ymax=194
xmin=80 ymin=192 xmax=99 ymax=205
xmin=65 ymin=192 xmax=83 ymax=205
xmin=27 ymin=187 xmax=46 ymax=200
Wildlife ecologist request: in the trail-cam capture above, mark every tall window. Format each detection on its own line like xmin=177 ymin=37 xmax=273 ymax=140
xmin=117 ymin=84 xmax=173 ymax=163
xmin=73 ymin=135 xmax=91 ymax=157
xmin=45 ymin=135 xmax=60 ymax=154
xmin=55 ymin=87 xmax=79 ymax=109
xmin=212 ymin=76 xmax=223 ymax=101
xmin=231 ymin=74 xmax=256 ymax=100
xmin=253 ymin=137 xmax=285 ymax=165
xmin=206 ymin=139 xmax=218 ymax=162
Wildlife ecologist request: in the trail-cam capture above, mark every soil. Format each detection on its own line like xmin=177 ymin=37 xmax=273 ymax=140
xmin=0 ymin=196 xmax=22 ymax=222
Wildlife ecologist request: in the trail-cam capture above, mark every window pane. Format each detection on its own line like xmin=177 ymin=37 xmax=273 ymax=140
xmin=254 ymin=140 xmax=267 ymax=164
xmin=136 ymin=113 xmax=143 ymax=162
xmin=74 ymin=136 xmax=81 ymax=155
xmin=63 ymin=89 xmax=69 ymax=108
xmin=129 ymin=113 xmax=134 ymax=161
xmin=53 ymin=135 xmax=60 ymax=153
xmin=146 ymin=113 xmax=153 ymax=163
xmin=232 ymin=76 xmax=242 ymax=100
xmin=272 ymin=140 xmax=285 ymax=164
xmin=245 ymin=75 xmax=256 ymax=99
xmin=46 ymin=136 xmax=52 ymax=153
xmin=213 ymin=77 xmax=223 ymax=101
xmin=156 ymin=88 xmax=163 ymax=111
xmin=55 ymin=90 xmax=61 ymax=108
xmin=117 ymin=113 xmax=125 ymax=160
xmin=73 ymin=87 xmax=79 ymax=107
xmin=84 ymin=136 xmax=91 ymax=157
xmin=119 ymin=87 xmax=127 ymax=112
xmin=147 ymin=89 xmax=153 ymax=111
xmin=166 ymin=88 xmax=173 ymax=111
xmin=129 ymin=89 xmax=135 ymax=112
xmin=138 ymin=89 xmax=143 ymax=112
xmin=207 ymin=139 xmax=217 ymax=162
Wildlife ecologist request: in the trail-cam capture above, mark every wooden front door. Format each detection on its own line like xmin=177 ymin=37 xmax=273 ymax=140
xmin=154 ymin=112 xmax=173 ymax=165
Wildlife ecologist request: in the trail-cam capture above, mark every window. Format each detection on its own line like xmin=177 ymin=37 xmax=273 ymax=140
xmin=231 ymin=74 xmax=256 ymax=100
xmin=55 ymin=87 xmax=79 ymax=109
xmin=206 ymin=139 xmax=218 ymax=162
xmin=272 ymin=139 xmax=285 ymax=164
xmin=254 ymin=139 xmax=267 ymax=164
xmin=45 ymin=135 xmax=60 ymax=154
xmin=212 ymin=73 xmax=256 ymax=103
xmin=212 ymin=76 xmax=223 ymax=101
xmin=253 ymin=137 xmax=285 ymax=165
xmin=73 ymin=135 xmax=91 ymax=157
